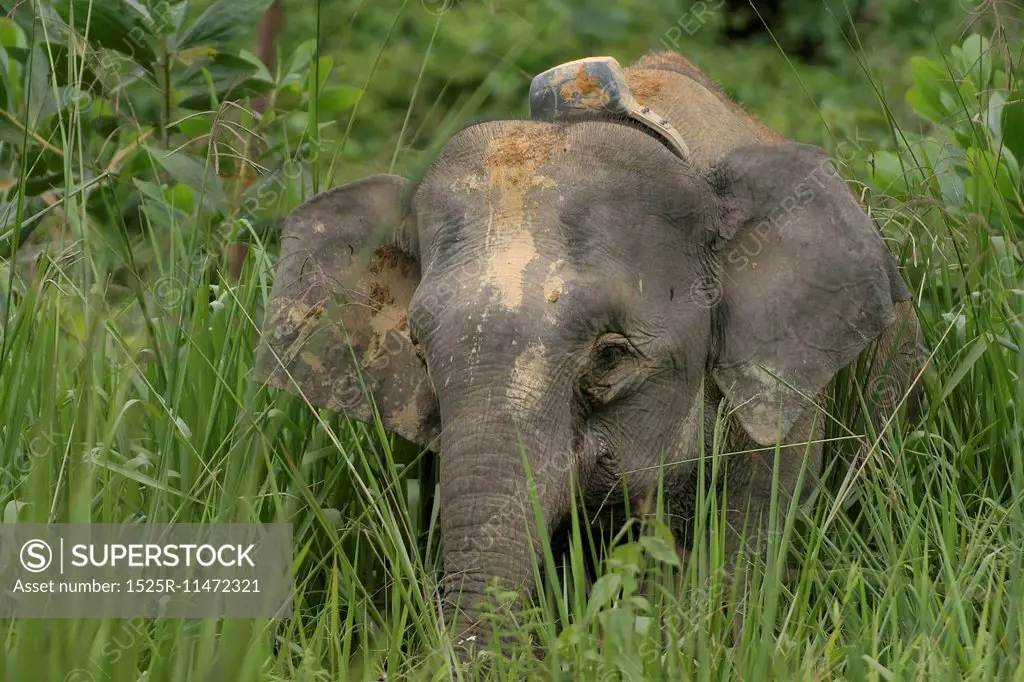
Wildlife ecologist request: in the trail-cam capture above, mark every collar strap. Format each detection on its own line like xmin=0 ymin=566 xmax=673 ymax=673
xmin=529 ymin=56 xmax=691 ymax=163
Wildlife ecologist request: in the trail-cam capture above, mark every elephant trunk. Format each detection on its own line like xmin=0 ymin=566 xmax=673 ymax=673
xmin=437 ymin=400 xmax=571 ymax=646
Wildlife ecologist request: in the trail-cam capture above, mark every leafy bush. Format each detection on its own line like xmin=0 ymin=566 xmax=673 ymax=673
xmin=0 ymin=0 xmax=362 ymax=316
xmin=860 ymin=34 xmax=1022 ymax=493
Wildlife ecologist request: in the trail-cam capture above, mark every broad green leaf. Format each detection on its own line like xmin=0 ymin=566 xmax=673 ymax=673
xmin=956 ymin=78 xmax=980 ymax=119
xmin=179 ymin=52 xmax=260 ymax=86
xmin=177 ymin=0 xmax=274 ymax=51
xmin=988 ymin=91 xmax=1006 ymax=142
xmin=178 ymin=77 xmax=273 ymax=110
xmin=3 ymin=42 xmax=106 ymax=92
xmin=966 ymin=147 xmax=1018 ymax=220
xmin=314 ymin=86 xmax=362 ymax=118
xmin=146 ymin=146 xmax=225 ymax=211
xmin=0 ymin=17 xmax=18 ymax=46
xmin=919 ymin=140 xmax=967 ymax=208
xmin=287 ymin=39 xmax=317 ymax=76
xmin=938 ymin=89 xmax=959 ymax=121
xmin=237 ymin=48 xmax=273 ymax=82
xmin=139 ymin=202 xmax=186 ymax=231
xmin=639 ymin=535 xmax=680 ymax=567
xmin=586 ymin=574 xmax=621 ymax=619
xmin=133 ymin=178 xmax=168 ymax=203
xmin=311 ymin=55 xmax=333 ymax=93
xmin=178 ymin=114 xmax=213 ymax=140
xmin=276 ymin=81 xmax=303 ymax=110
xmin=284 ymin=111 xmax=308 ymax=136
xmin=165 ymin=183 xmax=196 ymax=214
xmin=628 ymin=597 xmax=651 ymax=615
xmin=55 ymin=0 xmax=157 ymax=66
xmin=0 ymin=1 xmax=64 ymax=44
xmin=177 ymin=45 xmax=219 ymax=66
xmin=866 ymin=150 xmax=909 ymax=198
xmin=2 ymin=46 xmax=29 ymax=63
xmin=3 ymin=500 xmax=27 ymax=524
xmin=136 ymin=0 xmax=184 ymax=34
xmin=600 ymin=606 xmax=637 ymax=651
xmin=995 ymin=146 xmax=1020 ymax=193
xmin=26 ymin=44 xmax=53 ymax=127
xmin=1001 ymin=86 xmax=1024 ymax=167
xmin=5 ymin=62 xmax=85 ymax=122
xmin=907 ymin=56 xmax=952 ymax=124
xmin=906 ymin=87 xmax=942 ymax=126
xmin=133 ymin=178 xmax=191 ymax=231
xmin=608 ymin=539 xmax=643 ymax=569
xmin=167 ymin=0 xmax=190 ymax=36
xmin=176 ymin=52 xmax=274 ymax=110
xmin=958 ymin=34 xmax=992 ymax=87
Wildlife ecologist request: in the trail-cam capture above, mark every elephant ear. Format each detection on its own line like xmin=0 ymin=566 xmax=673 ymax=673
xmin=256 ymin=174 xmax=439 ymax=447
xmin=710 ymin=143 xmax=911 ymax=445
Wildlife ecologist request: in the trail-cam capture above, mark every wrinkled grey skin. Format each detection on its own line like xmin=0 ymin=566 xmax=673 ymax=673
xmin=258 ymin=112 xmax=923 ymax=644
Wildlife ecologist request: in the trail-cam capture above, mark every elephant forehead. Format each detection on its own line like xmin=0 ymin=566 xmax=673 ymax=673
xmin=416 ymin=119 xmax=711 ymax=320
xmin=473 ymin=122 xmax=565 ymax=312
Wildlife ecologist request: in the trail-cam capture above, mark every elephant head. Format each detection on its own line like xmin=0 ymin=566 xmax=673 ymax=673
xmin=256 ymin=54 xmax=918 ymax=643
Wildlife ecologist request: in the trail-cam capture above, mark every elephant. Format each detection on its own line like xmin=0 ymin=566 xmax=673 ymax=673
xmin=255 ymin=51 xmax=925 ymax=646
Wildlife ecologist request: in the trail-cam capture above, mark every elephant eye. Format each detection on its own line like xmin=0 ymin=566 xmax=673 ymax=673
xmin=580 ymin=333 xmax=645 ymax=408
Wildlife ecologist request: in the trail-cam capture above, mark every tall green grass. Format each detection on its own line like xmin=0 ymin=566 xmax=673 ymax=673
xmin=1 ymin=2 xmax=1021 ymax=680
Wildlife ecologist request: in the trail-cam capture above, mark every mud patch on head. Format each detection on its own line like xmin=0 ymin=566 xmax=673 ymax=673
xmin=486 ymin=232 xmax=537 ymax=309
xmin=481 ymin=123 xmax=564 ymax=309
xmin=485 ymin=122 xmax=563 ymax=188
xmin=508 ymin=342 xmax=549 ymax=419
xmin=542 ymin=259 xmax=565 ymax=319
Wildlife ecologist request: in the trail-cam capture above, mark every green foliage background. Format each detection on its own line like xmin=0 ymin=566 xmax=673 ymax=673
xmin=0 ymin=0 xmax=1021 ymax=680
xmin=264 ymin=0 xmax=972 ymax=178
